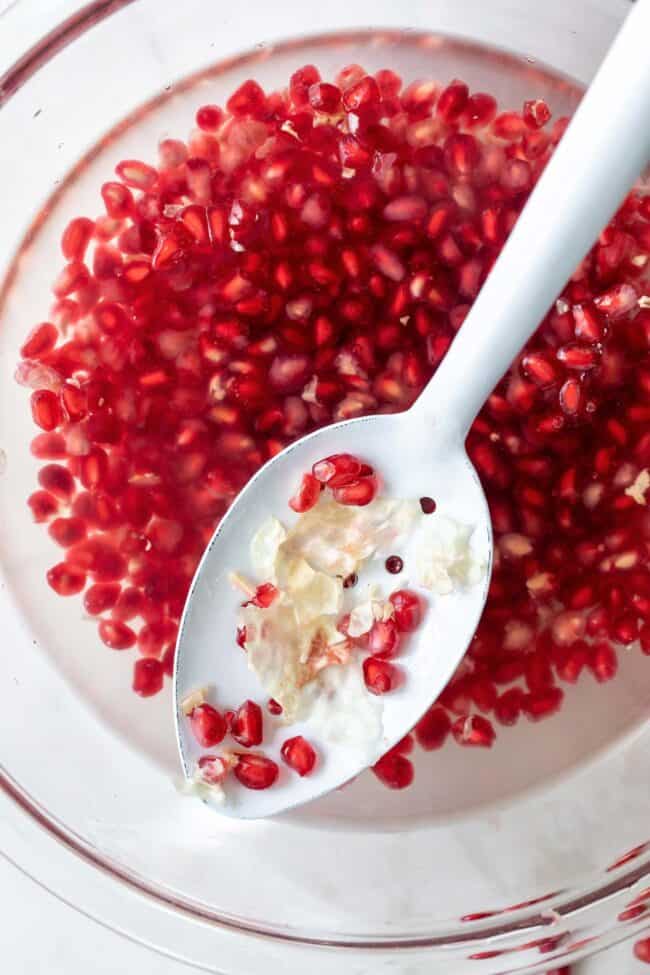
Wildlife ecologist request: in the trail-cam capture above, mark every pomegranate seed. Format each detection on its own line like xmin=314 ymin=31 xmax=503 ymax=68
xmin=451 ymin=714 xmax=496 ymax=747
xmin=437 ymin=79 xmax=468 ymax=122
xmin=640 ymin=625 xmax=650 ymax=655
xmin=415 ymin=706 xmax=451 ymax=749
xmin=494 ymin=687 xmax=525 ymax=726
xmin=47 ymin=562 xmax=86 ymax=596
xmin=371 ymin=751 xmax=414 ymax=789
xmin=522 ymin=686 xmax=564 ymax=721
xmin=115 ymin=159 xmax=157 ymax=190
xmin=267 ymin=698 xmax=283 ymax=715
xmin=419 ymin=496 xmax=437 ymax=514
xmin=332 ymin=475 xmax=377 ymax=506
xmin=289 ymin=472 xmax=321 ymax=513
xmin=189 ymin=704 xmax=227 ymax=747
xmin=84 ymin=582 xmax=120 ymax=615
xmin=308 ymin=82 xmax=341 ymax=114
xmin=20 ymin=322 xmax=58 ymax=360
xmin=48 ymin=516 xmax=87 ymax=548
xmin=138 ymin=620 xmax=175 ymax=657
xmin=132 ymin=657 xmax=164 ymax=696
xmin=588 ymin=641 xmax=618 ymax=682
xmin=634 ymin=938 xmax=650 ymax=963
xmin=367 ymin=619 xmax=401 ymax=659
xmin=363 ymin=656 xmax=400 ymax=694
xmin=195 ymin=104 xmax=223 ymax=131
xmin=195 ymin=754 xmax=230 ymax=786
xmin=233 ymin=752 xmax=278 ymax=790
xmin=248 ymin=583 xmax=279 ymax=608
xmin=231 ymin=700 xmax=263 ymax=747
xmin=31 ymin=390 xmax=63 ymax=431
xmin=28 ymin=490 xmax=60 ymax=522
xmin=61 ymin=217 xmax=94 ymax=261
xmin=389 ymin=590 xmax=422 ymax=631
xmin=38 ymin=464 xmax=74 ymax=501
xmin=385 ymin=555 xmax=404 ymax=574
xmin=99 ymin=619 xmax=136 ymax=650
xmin=522 ymin=99 xmax=551 ymax=129
xmin=312 ymin=453 xmax=361 ymax=484
xmin=281 ymin=735 xmax=317 ymax=776
xmin=31 ymin=434 xmax=66 ymax=461
xmin=464 ymin=92 xmax=497 ymax=127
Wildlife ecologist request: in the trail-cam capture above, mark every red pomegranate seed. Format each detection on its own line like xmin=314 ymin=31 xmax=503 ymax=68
xmin=47 ymin=562 xmax=86 ymax=596
xmin=522 ymin=99 xmax=551 ymax=129
xmin=195 ymin=104 xmax=223 ymax=131
xmin=289 ymin=472 xmax=321 ymax=512
xmin=451 ymin=714 xmax=496 ymax=747
xmin=385 ymin=555 xmax=404 ymax=574
xmin=640 ymin=625 xmax=650 ymax=656
xmin=31 ymin=389 xmax=63 ymax=431
xmin=115 ymin=159 xmax=157 ymax=190
xmin=227 ymin=80 xmax=268 ymax=118
xmin=437 ymin=79 xmax=468 ymax=122
xmin=61 ymin=217 xmax=94 ymax=261
xmin=588 ymin=641 xmax=618 ymax=682
xmin=415 ymin=706 xmax=451 ymax=749
xmin=248 ymin=583 xmax=279 ymax=609
xmin=312 ymin=453 xmax=361 ymax=484
xmin=419 ymin=496 xmax=437 ymax=514
xmin=20 ymin=322 xmax=58 ymax=360
xmin=522 ymin=686 xmax=564 ymax=721
xmin=389 ymin=590 xmax=422 ymax=631
xmin=112 ymin=587 xmax=144 ymax=621
xmin=99 ymin=619 xmax=136 ymax=650
xmin=281 ymin=735 xmax=317 ymax=776
xmin=371 ymin=751 xmax=414 ymax=789
xmin=267 ymin=698 xmax=283 ymax=715
xmin=494 ymin=687 xmax=525 ymax=726
xmin=195 ymin=754 xmax=231 ymax=786
xmin=84 ymin=582 xmax=120 ymax=615
xmin=189 ymin=704 xmax=227 ymax=747
xmin=138 ymin=620 xmax=175 ymax=657
xmin=309 ymin=82 xmax=341 ymax=114
xmin=48 ymin=516 xmax=87 ymax=548
xmin=162 ymin=644 xmax=176 ymax=677
xmin=233 ymin=752 xmax=279 ymax=790
xmin=132 ymin=657 xmax=164 ymax=696
xmin=367 ymin=619 xmax=401 ymax=659
xmin=332 ymin=475 xmax=377 ymax=506
xmin=38 ymin=464 xmax=74 ymax=501
xmin=635 ymin=938 xmax=650 ymax=963
xmin=31 ymin=433 xmax=66 ymax=459
xmin=28 ymin=490 xmax=59 ymax=522
xmin=363 ymin=656 xmax=400 ymax=694
xmin=231 ymin=700 xmax=263 ymax=747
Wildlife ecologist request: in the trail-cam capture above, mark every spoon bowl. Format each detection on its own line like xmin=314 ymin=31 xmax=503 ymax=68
xmin=175 ymin=408 xmax=492 ymax=818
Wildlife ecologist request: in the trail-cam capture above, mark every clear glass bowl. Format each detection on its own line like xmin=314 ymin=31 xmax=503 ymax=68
xmin=1 ymin=1 xmax=649 ymax=971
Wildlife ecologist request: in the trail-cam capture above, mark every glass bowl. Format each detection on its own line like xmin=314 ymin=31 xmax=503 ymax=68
xmin=1 ymin=0 xmax=649 ymax=971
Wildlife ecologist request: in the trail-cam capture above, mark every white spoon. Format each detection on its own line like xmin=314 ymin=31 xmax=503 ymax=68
xmin=174 ymin=0 xmax=650 ymax=818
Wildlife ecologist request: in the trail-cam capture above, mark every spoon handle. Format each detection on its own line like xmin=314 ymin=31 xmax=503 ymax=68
xmin=413 ymin=0 xmax=650 ymax=440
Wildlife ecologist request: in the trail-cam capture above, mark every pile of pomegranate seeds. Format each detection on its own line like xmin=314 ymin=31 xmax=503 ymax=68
xmin=19 ymin=62 xmax=650 ymax=791
xmin=184 ymin=688 xmax=315 ymax=791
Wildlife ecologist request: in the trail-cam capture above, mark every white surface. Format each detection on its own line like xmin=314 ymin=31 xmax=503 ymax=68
xmin=0 ymin=855 xmax=194 ymax=974
xmin=1 ymin=852 xmax=648 ymax=973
